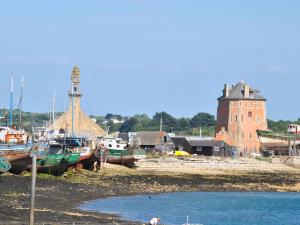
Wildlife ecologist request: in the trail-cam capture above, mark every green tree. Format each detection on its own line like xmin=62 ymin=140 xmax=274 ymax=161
xmin=190 ymin=112 xmax=215 ymax=128
xmin=119 ymin=117 xmax=138 ymax=132
xmin=177 ymin=117 xmax=191 ymax=131
xmin=152 ymin=111 xmax=178 ymax=128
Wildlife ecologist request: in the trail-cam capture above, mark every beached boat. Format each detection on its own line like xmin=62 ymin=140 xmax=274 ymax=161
xmin=52 ymin=137 xmax=99 ymax=170
xmin=35 ymin=142 xmax=80 ymax=176
xmin=99 ymin=137 xmax=146 ymax=167
xmin=0 ymin=157 xmax=11 ymax=173
xmin=0 ymin=76 xmax=33 ymax=174
xmin=0 ymin=127 xmax=33 ymax=174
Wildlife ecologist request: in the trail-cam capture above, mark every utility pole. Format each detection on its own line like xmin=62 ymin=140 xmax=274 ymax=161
xmin=29 ymin=153 xmax=37 ymax=225
xmin=199 ymin=127 xmax=202 ymax=138
xmin=51 ymin=92 xmax=56 ymax=129
xmin=159 ymin=117 xmax=163 ymax=132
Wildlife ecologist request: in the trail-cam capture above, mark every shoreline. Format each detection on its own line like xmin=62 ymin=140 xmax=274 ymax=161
xmin=1 ymin=159 xmax=300 ymax=224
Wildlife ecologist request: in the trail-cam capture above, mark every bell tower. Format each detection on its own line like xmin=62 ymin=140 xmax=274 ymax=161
xmin=69 ymin=66 xmax=82 ymax=98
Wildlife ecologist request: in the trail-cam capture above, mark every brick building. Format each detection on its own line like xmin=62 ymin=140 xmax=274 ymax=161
xmin=215 ymin=82 xmax=268 ymax=155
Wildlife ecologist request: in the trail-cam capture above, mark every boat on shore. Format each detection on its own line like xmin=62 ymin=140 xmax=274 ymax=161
xmin=99 ymin=137 xmax=146 ymax=168
xmin=0 ymin=127 xmax=33 ymax=174
xmin=0 ymin=76 xmax=33 ymax=174
xmin=52 ymin=136 xmax=99 ymax=170
xmin=33 ymin=141 xmax=80 ymax=176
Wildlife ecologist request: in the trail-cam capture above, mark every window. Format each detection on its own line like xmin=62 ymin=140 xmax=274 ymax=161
xmin=236 ymin=115 xmax=238 ymax=122
xmin=250 ymin=133 xmax=252 ymax=139
xmin=74 ymin=87 xmax=77 ymax=92
xmin=248 ymin=111 xmax=252 ymax=118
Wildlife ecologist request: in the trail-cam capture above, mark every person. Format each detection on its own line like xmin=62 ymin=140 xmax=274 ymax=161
xmin=149 ymin=217 xmax=160 ymax=225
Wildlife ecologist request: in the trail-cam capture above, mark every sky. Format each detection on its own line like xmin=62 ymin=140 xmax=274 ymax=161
xmin=0 ymin=0 xmax=299 ymax=120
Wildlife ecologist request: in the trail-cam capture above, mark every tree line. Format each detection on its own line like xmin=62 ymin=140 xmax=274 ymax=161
xmin=0 ymin=109 xmax=297 ymax=136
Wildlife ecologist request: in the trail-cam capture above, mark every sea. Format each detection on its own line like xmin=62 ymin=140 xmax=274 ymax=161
xmin=78 ymin=192 xmax=300 ymax=225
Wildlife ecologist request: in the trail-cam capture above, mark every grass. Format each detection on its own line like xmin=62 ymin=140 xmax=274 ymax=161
xmin=4 ymin=192 xmax=25 ymax=198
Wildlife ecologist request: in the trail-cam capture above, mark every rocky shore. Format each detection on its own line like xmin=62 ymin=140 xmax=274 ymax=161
xmin=1 ymin=157 xmax=300 ymax=224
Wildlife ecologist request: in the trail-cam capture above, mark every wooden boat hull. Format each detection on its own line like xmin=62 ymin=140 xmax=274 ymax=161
xmin=0 ymin=151 xmax=32 ymax=174
xmin=0 ymin=143 xmax=32 ymax=174
xmin=79 ymin=155 xmax=98 ymax=170
xmin=9 ymin=154 xmax=32 ymax=174
xmin=34 ymin=153 xmax=80 ymax=176
xmin=100 ymin=149 xmax=136 ymax=167
xmin=36 ymin=163 xmax=69 ymax=176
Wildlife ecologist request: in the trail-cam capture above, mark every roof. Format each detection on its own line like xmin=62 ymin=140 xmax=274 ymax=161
xmin=135 ymin=131 xmax=168 ymax=146
xmin=171 ymin=137 xmax=186 ymax=147
xmin=219 ymin=82 xmax=265 ymax=100
xmin=187 ymin=139 xmax=231 ymax=148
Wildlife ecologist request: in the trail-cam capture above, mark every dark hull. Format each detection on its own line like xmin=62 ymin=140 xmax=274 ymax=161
xmin=9 ymin=155 xmax=32 ymax=175
xmin=36 ymin=163 xmax=69 ymax=176
xmin=80 ymin=155 xmax=99 ymax=170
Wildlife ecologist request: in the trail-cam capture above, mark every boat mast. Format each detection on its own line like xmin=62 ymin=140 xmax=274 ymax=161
xmin=18 ymin=76 xmax=24 ymax=129
xmin=9 ymin=75 xmax=14 ymax=128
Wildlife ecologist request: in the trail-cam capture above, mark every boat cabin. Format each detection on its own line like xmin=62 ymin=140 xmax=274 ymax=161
xmin=288 ymin=124 xmax=300 ymax=134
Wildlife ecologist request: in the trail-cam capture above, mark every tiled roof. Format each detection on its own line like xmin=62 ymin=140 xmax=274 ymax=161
xmin=135 ymin=131 xmax=167 ymax=145
xmin=219 ymin=82 xmax=265 ymax=100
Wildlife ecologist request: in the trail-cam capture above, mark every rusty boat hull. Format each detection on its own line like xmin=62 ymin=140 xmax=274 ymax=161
xmin=0 ymin=143 xmax=32 ymax=174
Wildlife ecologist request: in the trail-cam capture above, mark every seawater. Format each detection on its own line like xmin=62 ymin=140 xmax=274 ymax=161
xmin=78 ymin=192 xmax=300 ymax=225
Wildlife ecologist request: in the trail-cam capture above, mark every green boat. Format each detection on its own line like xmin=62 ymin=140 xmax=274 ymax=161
xmin=99 ymin=138 xmax=146 ymax=167
xmin=36 ymin=152 xmax=80 ymax=176
xmin=0 ymin=157 xmax=11 ymax=173
xmin=35 ymin=142 xmax=80 ymax=176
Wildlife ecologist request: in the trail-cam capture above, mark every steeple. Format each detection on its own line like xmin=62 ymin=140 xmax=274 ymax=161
xmin=69 ymin=66 xmax=82 ymax=98
xmin=53 ymin=66 xmax=106 ymax=138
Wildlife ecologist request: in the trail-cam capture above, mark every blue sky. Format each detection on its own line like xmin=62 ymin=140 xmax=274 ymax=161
xmin=0 ymin=0 xmax=299 ymax=120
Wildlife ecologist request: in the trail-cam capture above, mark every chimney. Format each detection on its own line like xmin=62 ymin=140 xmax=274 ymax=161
xmin=244 ymin=84 xmax=250 ymax=98
xmin=223 ymin=84 xmax=230 ymax=98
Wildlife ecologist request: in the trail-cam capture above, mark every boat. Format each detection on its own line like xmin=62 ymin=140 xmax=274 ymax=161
xmin=52 ymin=136 xmax=99 ymax=170
xmin=0 ymin=157 xmax=11 ymax=173
xmin=98 ymin=137 xmax=146 ymax=167
xmin=34 ymin=141 xmax=80 ymax=176
xmin=0 ymin=76 xmax=33 ymax=174
xmin=0 ymin=127 xmax=33 ymax=174
xmin=257 ymin=129 xmax=298 ymax=156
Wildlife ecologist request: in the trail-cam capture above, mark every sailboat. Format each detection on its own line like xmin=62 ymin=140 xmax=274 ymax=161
xmin=0 ymin=76 xmax=33 ymax=174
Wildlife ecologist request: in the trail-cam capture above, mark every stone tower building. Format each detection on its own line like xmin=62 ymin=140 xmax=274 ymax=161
xmin=53 ymin=66 xmax=106 ymax=139
xmin=215 ymin=82 xmax=268 ymax=155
